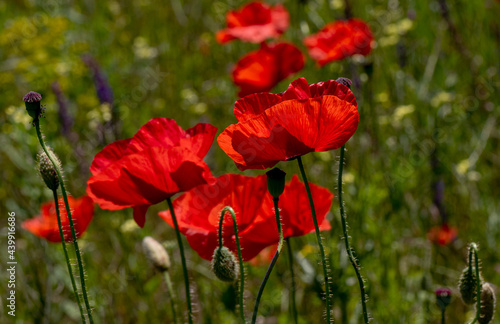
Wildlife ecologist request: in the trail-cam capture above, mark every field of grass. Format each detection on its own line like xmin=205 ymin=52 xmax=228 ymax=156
xmin=1 ymin=0 xmax=500 ymax=323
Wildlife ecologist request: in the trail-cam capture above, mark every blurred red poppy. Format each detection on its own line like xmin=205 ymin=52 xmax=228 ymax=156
xmin=427 ymin=224 xmax=458 ymax=245
xmin=216 ymin=2 xmax=289 ymax=44
xmin=232 ymin=42 xmax=305 ymax=97
xmin=158 ymin=174 xmax=332 ymax=261
xmin=304 ymin=19 xmax=373 ymax=66
xmin=217 ymin=77 xmax=359 ymax=170
xmin=22 ymin=196 xmax=94 ymax=243
xmin=86 ymin=118 xmax=217 ymax=228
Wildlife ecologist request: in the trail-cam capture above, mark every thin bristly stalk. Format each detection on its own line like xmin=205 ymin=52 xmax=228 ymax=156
xmin=166 ymin=197 xmax=193 ymax=324
xmin=286 ymin=238 xmax=298 ymax=324
xmin=163 ymin=271 xmax=178 ymax=324
xmin=52 ymin=189 xmax=86 ymax=323
xmin=218 ymin=206 xmax=246 ymax=323
xmin=297 ymin=156 xmax=332 ymax=323
xmin=469 ymin=243 xmax=481 ymax=324
xmin=251 ymin=198 xmax=284 ymax=324
xmin=338 ymin=145 xmax=369 ymax=323
xmin=35 ymin=121 xmax=93 ymax=323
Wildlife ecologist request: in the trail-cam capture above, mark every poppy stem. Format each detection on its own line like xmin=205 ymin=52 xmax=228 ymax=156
xmin=251 ymin=197 xmax=283 ymax=324
xmin=469 ymin=243 xmax=481 ymax=324
xmin=218 ymin=206 xmax=246 ymax=323
xmin=166 ymin=197 xmax=193 ymax=324
xmin=286 ymin=238 xmax=298 ymax=324
xmin=297 ymin=156 xmax=332 ymax=323
xmin=163 ymin=271 xmax=178 ymax=324
xmin=338 ymin=145 xmax=370 ymax=323
xmin=34 ymin=121 xmax=93 ymax=324
xmin=52 ymin=189 xmax=86 ymax=324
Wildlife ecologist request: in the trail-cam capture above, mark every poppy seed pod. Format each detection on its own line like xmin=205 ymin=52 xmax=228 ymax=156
xmin=142 ymin=236 xmax=171 ymax=272
xmin=335 ymin=77 xmax=353 ymax=88
xmin=459 ymin=266 xmax=480 ymax=305
xmin=435 ymin=287 xmax=452 ymax=309
xmin=37 ymin=149 xmax=60 ymax=191
xmin=23 ymin=91 xmax=43 ymax=122
xmin=211 ymin=246 xmax=239 ymax=282
xmin=478 ymin=283 xmax=496 ymax=324
xmin=266 ymin=168 xmax=286 ymax=198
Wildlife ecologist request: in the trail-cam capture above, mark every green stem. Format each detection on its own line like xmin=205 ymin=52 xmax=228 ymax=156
xmin=218 ymin=206 xmax=246 ymax=323
xmin=441 ymin=307 xmax=445 ymax=324
xmin=297 ymin=156 xmax=332 ymax=323
xmin=52 ymin=189 xmax=86 ymax=323
xmin=35 ymin=121 xmax=93 ymax=323
xmin=286 ymin=238 xmax=298 ymax=324
xmin=469 ymin=243 xmax=481 ymax=324
xmin=338 ymin=146 xmax=370 ymax=323
xmin=163 ymin=271 xmax=178 ymax=324
xmin=251 ymin=198 xmax=284 ymax=324
xmin=166 ymin=197 xmax=193 ymax=324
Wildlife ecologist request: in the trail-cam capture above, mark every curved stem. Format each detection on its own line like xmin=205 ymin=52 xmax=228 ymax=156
xmin=469 ymin=243 xmax=481 ymax=324
xmin=35 ymin=121 xmax=93 ymax=323
xmin=338 ymin=146 xmax=370 ymax=323
xmin=251 ymin=198 xmax=283 ymax=324
xmin=52 ymin=189 xmax=86 ymax=323
xmin=286 ymin=238 xmax=298 ymax=324
xmin=218 ymin=206 xmax=246 ymax=323
xmin=297 ymin=156 xmax=332 ymax=323
xmin=166 ymin=197 xmax=193 ymax=324
xmin=163 ymin=271 xmax=178 ymax=324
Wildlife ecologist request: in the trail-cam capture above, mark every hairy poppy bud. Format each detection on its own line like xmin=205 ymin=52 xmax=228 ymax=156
xmin=266 ymin=168 xmax=286 ymax=199
xmin=459 ymin=266 xmax=480 ymax=305
xmin=479 ymin=283 xmax=496 ymax=324
xmin=335 ymin=77 xmax=353 ymax=88
xmin=436 ymin=287 xmax=452 ymax=309
xmin=211 ymin=246 xmax=239 ymax=282
xmin=23 ymin=91 xmax=43 ymax=122
xmin=37 ymin=149 xmax=60 ymax=191
xmin=142 ymin=236 xmax=171 ymax=272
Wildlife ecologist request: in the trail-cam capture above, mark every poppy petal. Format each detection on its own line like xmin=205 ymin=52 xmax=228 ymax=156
xmin=90 ymin=138 xmax=131 ymax=175
xmin=133 ymin=205 xmax=149 ymax=228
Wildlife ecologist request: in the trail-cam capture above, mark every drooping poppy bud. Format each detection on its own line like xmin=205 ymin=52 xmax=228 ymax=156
xmin=211 ymin=246 xmax=239 ymax=282
xmin=23 ymin=91 xmax=43 ymax=122
xmin=478 ymin=283 xmax=496 ymax=324
xmin=37 ymin=149 xmax=61 ymax=191
xmin=266 ymin=168 xmax=286 ymax=199
xmin=142 ymin=236 xmax=171 ymax=272
xmin=459 ymin=266 xmax=480 ymax=305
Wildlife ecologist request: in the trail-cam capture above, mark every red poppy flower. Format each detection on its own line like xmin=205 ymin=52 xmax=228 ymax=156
xmin=158 ymin=174 xmax=332 ymax=261
xmin=22 ymin=196 xmax=94 ymax=243
xmin=217 ymin=77 xmax=359 ymax=170
xmin=216 ymin=2 xmax=289 ymax=44
xmin=304 ymin=19 xmax=373 ymax=66
xmin=427 ymin=224 xmax=458 ymax=245
xmin=86 ymin=118 xmax=217 ymax=228
xmin=232 ymin=42 xmax=305 ymax=97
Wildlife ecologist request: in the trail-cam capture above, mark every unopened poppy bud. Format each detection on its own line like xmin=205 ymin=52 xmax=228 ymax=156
xmin=142 ymin=236 xmax=171 ymax=272
xmin=266 ymin=168 xmax=286 ymax=199
xmin=211 ymin=246 xmax=239 ymax=282
xmin=335 ymin=77 xmax=352 ymax=88
xmin=435 ymin=287 xmax=452 ymax=309
xmin=478 ymin=283 xmax=496 ymax=324
xmin=459 ymin=266 xmax=480 ymax=305
xmin=37 ymin=149 xmax=60 ymax=191
xmin=23 ymin=91 xmax=43 ymax=122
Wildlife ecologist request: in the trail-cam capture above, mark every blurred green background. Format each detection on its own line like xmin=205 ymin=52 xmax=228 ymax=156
xmin=1 ymin=0 xmax=499 ymax=323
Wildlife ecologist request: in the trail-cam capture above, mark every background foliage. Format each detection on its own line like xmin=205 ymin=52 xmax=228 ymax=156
xmin=1 ymin=0 xmax=499 ymax=323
